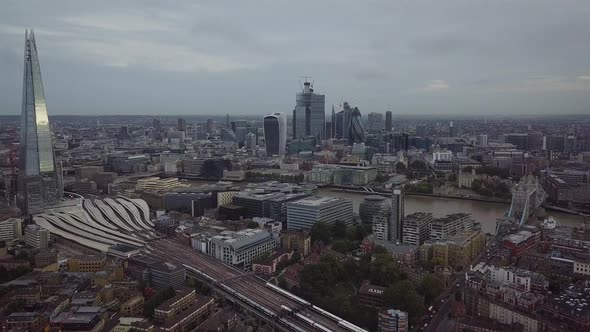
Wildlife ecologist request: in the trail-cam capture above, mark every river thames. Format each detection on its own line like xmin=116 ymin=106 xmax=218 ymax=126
xmin=318 ymin=188 xmax=588 ymax=234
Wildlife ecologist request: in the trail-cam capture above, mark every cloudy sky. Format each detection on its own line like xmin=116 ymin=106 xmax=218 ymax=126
xmin=1 ymin=0 xmax=589 ymax=116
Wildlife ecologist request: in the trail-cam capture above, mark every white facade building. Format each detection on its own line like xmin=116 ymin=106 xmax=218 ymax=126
xmin=209 ymin=229 xmax=276 ymax=269
xmin=287 ymin=196 xmax=353 ymax=230
xmin=0 ymin=218 xmax=23 ymax=243
xmin=24 ymin=224 xmax=50 ymax=249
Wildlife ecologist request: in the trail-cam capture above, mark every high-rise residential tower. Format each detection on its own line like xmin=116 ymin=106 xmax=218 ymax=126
xmin=18 ymin=30 xmax=63 ymax=215
xmin=391 ymin=186 xmax=405 ymax=242
xmin=293 ymin=81 xmax=325 ymax=139
xmin=263 ymin=112 xmax=287 ymax=156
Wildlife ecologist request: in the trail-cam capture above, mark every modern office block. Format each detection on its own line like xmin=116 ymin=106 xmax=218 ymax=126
xmin=263 ymin=112 xmax=287 ymax=156
xmin=287 ymin=196 xmax=353 ymax=230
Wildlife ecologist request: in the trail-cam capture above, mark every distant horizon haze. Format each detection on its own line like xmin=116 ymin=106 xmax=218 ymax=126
xmin=0 ymin=1 xmax=589 ymax=116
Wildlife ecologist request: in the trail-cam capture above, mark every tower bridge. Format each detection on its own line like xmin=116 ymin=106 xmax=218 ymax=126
xmin=507 ymin=175 xmax=546 ymax=226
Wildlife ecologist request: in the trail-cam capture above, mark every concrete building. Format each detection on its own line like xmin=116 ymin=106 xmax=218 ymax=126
xmin=360 ymin=196 xmax=393 ymax=241
xmin=286 ymin=196 xmax=353 ymax=230
xmin=378 ymin=309 xmax=408 ymax=332
xmin=392 ymin=187 xmax=404 ymax=242
xmin=430 ymin=213 xmax=475 ymax=240
xmin=209 ymin=229 xmax=276 ymax=269
xmin=68 ymin=255 xmax=106 ymax=272
xmin=333 ymin=166 xmax=378 ymax=186
xmin=402 ymin=212 xmax=434 ymax=246
xmin=280 ymin=230 xmax=311 ymax=257
xmin=0 ymin=217 xmax=23 ymax=243
xmin=144 ymin=261 xmax=186 ymax=289
xmin=24 ymin=224 xmax=50 ymax=249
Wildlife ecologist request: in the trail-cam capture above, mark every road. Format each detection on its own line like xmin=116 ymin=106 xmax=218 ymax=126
xmin=146 ymin=238 xmax=362 ymax=332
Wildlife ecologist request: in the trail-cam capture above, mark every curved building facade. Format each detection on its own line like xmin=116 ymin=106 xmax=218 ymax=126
xmin=349 ymin=107 xmax=365 ymax=144
xmin=33 ymin=197 xmax=157 ymax=253
xmin=263 ymin=112 xmax=287 ymax=156
xmin=359 ymin=195 xmax=392 ymax=241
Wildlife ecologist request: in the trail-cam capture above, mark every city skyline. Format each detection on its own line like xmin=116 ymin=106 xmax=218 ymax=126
xmin=0 ymin=1 xmax=589 ymax=116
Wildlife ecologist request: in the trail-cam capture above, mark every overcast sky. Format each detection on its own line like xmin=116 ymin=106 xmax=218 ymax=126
xmin=1 ymin=0 xmax=589 ymax=116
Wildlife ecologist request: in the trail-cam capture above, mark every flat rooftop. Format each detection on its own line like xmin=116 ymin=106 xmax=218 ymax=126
xmin=289 ymin=196 xmax=348 ymax=207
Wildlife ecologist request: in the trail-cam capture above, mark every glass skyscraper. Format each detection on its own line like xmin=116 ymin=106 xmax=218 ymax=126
xmin=18 ymin=30 xmax=62 ymax=215
xmin=293 ymin=81 xmax=325 ymax=139
xmin=263 ymin=112 xmax=287 ymax=156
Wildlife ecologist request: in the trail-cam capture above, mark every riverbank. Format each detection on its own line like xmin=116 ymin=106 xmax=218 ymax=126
xmin=327 ymin=186 xmax=510 ymax=204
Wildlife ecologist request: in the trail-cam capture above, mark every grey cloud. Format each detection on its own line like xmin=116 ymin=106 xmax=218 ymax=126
xmin=0 ymin=0 xmax=589 ymax=116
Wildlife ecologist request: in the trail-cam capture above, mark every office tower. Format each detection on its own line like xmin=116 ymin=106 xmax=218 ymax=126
xmin=335 ymin=109 xmax=345 ymax=139
xmin=286 ymin=196 xmax=353 ymax=230
xmin=177 ymin=118 xmax=186 ymax=131
xmin=17 ymin=30 xmax=63 ymax=215
xmin=449 ymin=121 xmax=455 ymax=137
xmin=477 ymin=134 xmax=488 ymax=148
xmin=263 ymin=112 xmax=287 ymax=156
xmin=226 ymin=113 xmax=230 ymax=128
xmin=118 ymin=126 xmax=130 ymax=140
xmin=245 ymin=132 xmax=257 ymax=150
xmin=206 ymin=119 xmax=214 ymax=135
xmin=293 ymin=81 xmax=325 ymax=139
xmin=503 ymin=133 xmax=528 ymax=151
xmin=385 ymin=111 xmax=393 ymax=132
xmin=415 ymin=125 xmax=427 ymax=138
xmin=359 ymin=196 xmax=393 ymax=241
xmin=153 ymin=119 xmax=161 ymax=139
xmin=378 ymin=309 xmax=408 ymax=332
xmin=430 ymin=213 xmax=474 ymax=240
xmin=331 ymin=105 xmax=336 ymax=138
xmin=391 ymin=186 xmax=404 ymax=242
xmin=349 ymin=107 xmax=365 ymax=144
xmin=367 ymin=112 xmax=383 ymax=133
xmin=392 ymin=133 xmax=410 ymax=151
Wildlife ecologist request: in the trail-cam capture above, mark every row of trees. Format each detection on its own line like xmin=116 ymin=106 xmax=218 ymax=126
xmin=310 ymin=221 xmax=370 ymax=253
xmin=472 ymin=178 xmax=511 ymax=198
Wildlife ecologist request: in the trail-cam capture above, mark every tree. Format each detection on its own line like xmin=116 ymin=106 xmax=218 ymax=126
xmin=375 ymin=173 xmax=389 ymax=183
xmin=311 ymin=222 xmax=332 ymax=245
xmin=395 ymin=162 xmax=407 ymax=173
xmin=369 ymin=254 xmax=402 ymax=287
xmin=383 ymin=281 xmax=425 ymax=326
xmin=410 ymin=160 xmax=427 ymax=170
xmin=301 ymin=263 xmax=337 ymax=299
xmin=246 ymin=221 xmax=259 ymax=229
xmin=373 ymin=245 xmax=388 ymax=255
xmin=418 ymin=274 xmax=443 ymax=305
xmin=144 ymin=287 xmax=175 ymax=318
xmin=331 ymin=220 xmax=348 ymax=239
xmin=332 ymin=239 xmax=352 ymax=254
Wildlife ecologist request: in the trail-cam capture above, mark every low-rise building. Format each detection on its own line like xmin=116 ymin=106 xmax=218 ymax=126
xmin=68 ymin=255 xmax=107 ymax=272
xmin=378 ymin=309 xmax=408 ymax=332
xmin=209 ymin=229 xmax=276 ymax=270
xmin=5 ymin=312 xmax=48 ymax=332
xmin=358 ymin=281 xmax=386 ymax=307
xmin=144 ymin=261 xmax=186 ymax=290
xmin=120 ymin=295 xmax=144 ymax=316
xmin=280 ymin=230 xmax=311 ymax=256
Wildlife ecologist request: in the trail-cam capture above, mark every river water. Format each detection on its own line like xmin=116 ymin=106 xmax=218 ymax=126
xmin=318 ymin=188 xmax=588 ymax=234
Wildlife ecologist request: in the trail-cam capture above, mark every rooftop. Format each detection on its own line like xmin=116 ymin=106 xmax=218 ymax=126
xmin=288 ymin=196 xmax=349 ymax=208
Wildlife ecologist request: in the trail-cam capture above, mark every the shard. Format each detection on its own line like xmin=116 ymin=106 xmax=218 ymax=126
xmin=17 ymin=30 xmax=62 ymax=215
